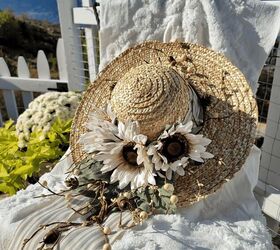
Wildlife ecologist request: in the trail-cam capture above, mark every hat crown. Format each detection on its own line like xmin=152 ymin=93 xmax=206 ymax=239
xmin=110 ymin=64 xmax=190 ymax=139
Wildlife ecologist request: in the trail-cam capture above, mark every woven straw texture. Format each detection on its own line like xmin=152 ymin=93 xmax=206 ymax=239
xmin=111 ymin=64 xmax=190 ymax=139
xmin=70 ymin=41 xmax=258 ymax=207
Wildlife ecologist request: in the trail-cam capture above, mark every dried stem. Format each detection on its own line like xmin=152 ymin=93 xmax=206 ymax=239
xmin=37 ymin=182 xmax=65 ymax=197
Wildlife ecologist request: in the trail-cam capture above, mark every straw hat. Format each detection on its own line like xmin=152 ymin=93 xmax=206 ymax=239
xmin=70 ymin=41 xmax=257 ymax=207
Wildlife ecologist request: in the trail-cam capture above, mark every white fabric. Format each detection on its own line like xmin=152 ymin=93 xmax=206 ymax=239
xmin=113 ymin=146 xmax=272 ymax=250
xmin=99 ymin=0 xmax=280 ymax=94
xmin=0 ymin=147 xmax=272 ymax=250
xmin=1 ymin=0 xmax=280 ymax=249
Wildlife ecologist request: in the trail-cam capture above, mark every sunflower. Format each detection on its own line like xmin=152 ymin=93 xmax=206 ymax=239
xmin=147 ymin=121 xmax=214 ymax=180
xmin=79 ymin=106 xmax=155 ymax=189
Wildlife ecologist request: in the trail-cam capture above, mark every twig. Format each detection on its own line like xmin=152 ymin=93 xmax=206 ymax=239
xmin=38 ymin=182 xmax=65 ymax=197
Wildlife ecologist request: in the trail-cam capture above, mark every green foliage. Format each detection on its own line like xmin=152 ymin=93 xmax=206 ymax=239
xmin=0 ymin=9 xmax=22 ymax=47
xmin=72 ymin=156 xmax=177 ymax=218
xmin=0 ymin=9 xmax=60 ymax=77
xmin=0 ymin=9 xmax=15 ymax=26
xmin=76 ymin=156 xmax=111 ymax=184
xmin=0 ymin=118 xmax=72 ymax=195
xmin=135 ymin=186 xmax=176 ymax=214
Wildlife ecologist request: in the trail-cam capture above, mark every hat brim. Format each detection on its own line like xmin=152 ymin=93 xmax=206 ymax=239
xmin=70 ymin=41 xmax=257 ymax=206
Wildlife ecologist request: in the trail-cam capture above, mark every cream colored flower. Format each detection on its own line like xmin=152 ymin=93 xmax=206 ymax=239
xmin=80 ymin=106 xmax=155 ymax=190
xmin=16 ymin=91 xmax=81 ymax=147
xmin=147 ymin=121 xmax=214 ymax=180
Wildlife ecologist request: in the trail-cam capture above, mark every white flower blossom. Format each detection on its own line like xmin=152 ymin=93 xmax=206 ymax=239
xmin=16 ymin=91 xmax=81 ymax=147
xmin=147 ymin=121 xmax=214 ymax=180
xmin=79 ymin=105 xmax=156 ymax=190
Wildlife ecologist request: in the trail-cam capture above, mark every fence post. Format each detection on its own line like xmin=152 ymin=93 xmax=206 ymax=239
xmin=82 ymin=0 xmax=99 ymax=82
xmin=57 ymin=0 xmax=85 ymax=91
xmin=17 ymin=56 xmax=33 ymax=109
xmin=0 ymin=58 xmax=18 ymax=121
xmin=56 ymin=38 xmax=68 ymax=81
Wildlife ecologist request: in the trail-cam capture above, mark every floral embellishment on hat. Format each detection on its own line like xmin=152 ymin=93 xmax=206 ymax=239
xmin=79 ymin=105 xmax=156 ymax=190
xmin=80 ymin=105 xmax=213 ymax=189
xmin=147 ymin=121 xmax=214 ymax=180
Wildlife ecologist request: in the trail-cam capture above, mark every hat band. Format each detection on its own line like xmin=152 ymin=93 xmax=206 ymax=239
xmin=183 ymin=84 xmax=203 ymax=130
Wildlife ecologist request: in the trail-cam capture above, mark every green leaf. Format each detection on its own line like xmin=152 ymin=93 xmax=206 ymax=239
xmin=0 ymin=164 xmax=9 ymax=178
xmin=47 ymin=131 xmax=57 ymax=142
xmin=138 ymin=202 xmax=150 ymax=212
xmin=12 ymin=164 xmax=34 ymax=176
xmin=158 ymin=188 xmax=172 ymax=197
xmin=0 ymin=118 xmax=71 ymax=195
xmin=4 ymin=119 xmax=15 ymax=130
xmin=0 ymin=182 xmax=17 ymax=195
xmin=78 ymin=156 xmax=110 ymax=183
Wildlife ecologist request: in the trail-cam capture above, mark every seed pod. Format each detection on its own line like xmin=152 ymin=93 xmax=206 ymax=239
xmin=163 ymin=183 xmax=174 ymax=192
xmin=117 ymin=198 xmax=129 ymax=210
xmin=103 ymin=226 xmax=111 ymax=235
xmin=170 ymin=195 xmax=179 ymax=204
xmin=65 ymin=177 xmax=79 ymax=189
xmin=41 ymin=180 xmax=48 ymax=187
xmin=103 ymin=243 xmax=111 ymax=250
xmin=43 ymin=229 xmax=60 ymax=244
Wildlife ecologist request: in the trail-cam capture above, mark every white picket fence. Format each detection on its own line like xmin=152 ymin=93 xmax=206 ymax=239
xmin=0 ymin=39 xmax=68 ymax=125
xmin=0 ymin=0 xmax=99 ymax=126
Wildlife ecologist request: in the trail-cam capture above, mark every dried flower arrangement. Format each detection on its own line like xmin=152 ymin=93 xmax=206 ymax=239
xmin=21 ymin=104 xmax=213 ymax=250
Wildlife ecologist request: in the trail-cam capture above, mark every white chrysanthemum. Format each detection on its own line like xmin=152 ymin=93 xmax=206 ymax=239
xmin=16 ymin=91 xmax=81 ymax=147
xmin=147 ymin=121 xmax=214 ymax=180
xmin=79 ymin=106 xmax=156 ymax=190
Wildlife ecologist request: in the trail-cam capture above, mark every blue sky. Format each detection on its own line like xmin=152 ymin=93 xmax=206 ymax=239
xmin=0 ymin=0 xmax=59 ymax=23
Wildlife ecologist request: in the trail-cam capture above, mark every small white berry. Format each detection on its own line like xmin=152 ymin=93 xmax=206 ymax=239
xmin=139 ymin=211 xmax=148 ymax=220
xmin=170 ymin=195 xmax=179 ymax=204
xmin=103 ymin=226 xmax=111 ymax=235
xmin=102 ymin=243 xmax=111 ymax=250
xmin=163 ymin=183 xmax=174 ymax=192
